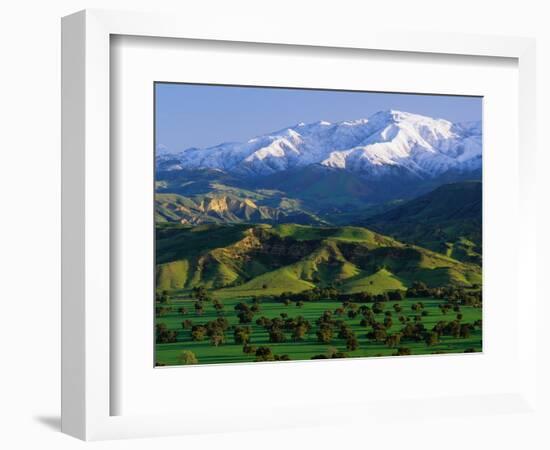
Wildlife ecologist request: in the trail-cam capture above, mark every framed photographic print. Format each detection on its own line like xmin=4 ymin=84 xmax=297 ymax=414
xmin=62 ymin=9 xmax=540 ymax=442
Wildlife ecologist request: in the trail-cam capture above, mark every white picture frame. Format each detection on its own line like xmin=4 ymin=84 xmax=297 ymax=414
xmin=61 ymin=9 xmax=538 ymax=441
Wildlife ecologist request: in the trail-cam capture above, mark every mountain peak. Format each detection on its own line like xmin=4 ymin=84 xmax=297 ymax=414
xmin=367 ymin=109 xmax=451 ymax=125
xmin=157 ymin=110 xmax=482 ymax=179
xmin=290 ymin=119 xmax=333 ymax=130
xmin=371 ymin=109 xmax=409 ymax=119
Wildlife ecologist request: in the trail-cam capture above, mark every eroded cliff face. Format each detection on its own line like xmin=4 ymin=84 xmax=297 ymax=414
xmin=211 ymin=226 xmax=320 ymax=265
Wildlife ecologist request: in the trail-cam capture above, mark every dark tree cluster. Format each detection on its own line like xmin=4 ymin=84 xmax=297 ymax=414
xmin=190 ymin=324 xmax=207 ymax=341
xmin=366 ymin=322 xmax=388 ymax=343
xmin=278 ymin=286 xmax=405 ymax=304
xmin=385 ymin=333 xmax=402 ymax=348
xmin=359 ymin=306 xmax=376 ymax=326
xmin=234 ymin=302 xmax=255 ymax=324
xmin=253 ymin=346 xmax=290 ymax=362
xmin=155 ymin=290 xmax=170 ymax=304
xmin=233 ymin=325 xmax=251 ymax=344
xmin=155 ymin=305 xmax=172 ymax=317
xmin=313 ymin=309 xmax=362 ymax=350
xmin=191 ymin=285 xmax=214 ymax=302
xmin=316 ymin=324 xmax=333 ymax=344
xmin=400 ymin=321 xmax=427 ymax=341
xmin=315 ymin=310 xmax=339 ymax=343
xmin=393 ymin=347 xmax=412 ymax=356
xmin=431 ymin=319 xmax=476 ymax=339
xmin=286 ymin=316 xmax=312 ymax=341
xmin=204 ymin=317 xmax=230 ymax=346
xmin=255 ymin=314 xmax=312 ymax=344
xmin=213 ymin=299 xmax=225 ymax=315
xmin=181 ymin=319 xmax=193 ymax=330
xmin=406 ymin=282 xmax=482 ymax=307
xmin=194 ymin=301 xmax=204 ymax=316
xmin=242 ymin=343 xmax=256 ymax=354
xmin=156 ymin=323 xmax=177 ymax=344
xmin=190 ymin=317 xmax=230 ymax=346
xmin=337 ymin=290 xmax=404 ymax=304
xmin=278 ymin=286 xmax=339 ymax=303
xmin=312 ymin=347 xmax=348 ymax=359
xmin=276 ymin=282 xmax=479 ymax=308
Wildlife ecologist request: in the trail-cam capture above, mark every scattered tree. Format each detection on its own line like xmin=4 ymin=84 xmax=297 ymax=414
xmin=269 ymin=328 xmax=286 ymax=343
xmin=190 ymin=325 xmax=207 ymax=341
xmin=394 ymin=347 xmax=412 ymax=356
xmin=316 ymin=325 xmax=333 ymax=344
xmin=255 ymin=346 xmax=275 ymax=362
xmin=156 ymin=323 xmax=177 ymax=343
xmin=213 ymin=300 xmax=225 ymax=315
xmin=233 ymin=326 xmax=251 ymax=345
xmin=181 ymin=319 xmax=193 ymax=330
xmin=385 ymin=333 xmax=402 ymax=348
xmin=178 ymin=350 xmax=198 ymax=365
xmin=425 ymin=331 xmax=440 ymax=346
xmin=194 ymin=301 xmax=204 ymax=316
xmin=210 ymin=330 xmax=225 ymax=347
xmin=346 ymin=335 xmax=359 ymax=351
xmin=242 ymin=344 xmax=257 ymax=355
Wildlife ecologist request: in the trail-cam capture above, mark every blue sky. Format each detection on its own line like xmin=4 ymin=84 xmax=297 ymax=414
xmin=155 ymin=83 xmax=482 ymax=153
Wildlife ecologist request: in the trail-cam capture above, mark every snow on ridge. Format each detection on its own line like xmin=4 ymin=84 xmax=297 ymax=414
xmin=157 ymin=110 xmax=482 ymax=178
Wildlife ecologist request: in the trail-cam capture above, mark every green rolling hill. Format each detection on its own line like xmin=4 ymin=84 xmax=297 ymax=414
xmin=362 ymin=181 xmax=482 ymax=264
xmin=156 ymin=223 xmax=481 ymax=297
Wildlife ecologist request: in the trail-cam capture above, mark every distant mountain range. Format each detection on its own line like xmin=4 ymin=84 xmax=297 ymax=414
xmin=155 ymin=110 xmax=482 ymax=273
xmin=157 ymin=110 xmax=482 ymax=180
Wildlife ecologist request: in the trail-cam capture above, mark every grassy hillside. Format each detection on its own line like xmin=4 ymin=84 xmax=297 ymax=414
xmin=156 ymin=223 xmax=481 ymax=297
xmin=363 ymin=181 xmax=482 ymax=264
xmin=340 ymin=268 xmax=406 ymax=294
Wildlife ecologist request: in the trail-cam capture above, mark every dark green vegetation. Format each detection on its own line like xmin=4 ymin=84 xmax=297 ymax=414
xmin=155 ymin=284 xmax=482 ymax=366
xmin=155 ymin=169 xmax=482 ymax=366
xmin=363 ymin=181 xmax=482 ymax=264
xmin=155 ymin=166 xmax=481 ymax=228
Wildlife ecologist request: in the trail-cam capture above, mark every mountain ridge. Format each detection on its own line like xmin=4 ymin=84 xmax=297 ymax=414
xmin=363 ymin=181 xmax=482 ymax=264
xmin=155 ymin=223 xmax=481 ymax=294
xmin=157 ymin=110 xmax=482 ymax=180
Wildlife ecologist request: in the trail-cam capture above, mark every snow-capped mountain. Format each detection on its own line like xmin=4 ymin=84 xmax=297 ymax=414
xmin=157 ymin=110 xmax=482 ymax=179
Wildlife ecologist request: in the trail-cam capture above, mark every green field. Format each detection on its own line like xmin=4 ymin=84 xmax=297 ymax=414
xmin=155 ymin=292 xmax=482 ymax=366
